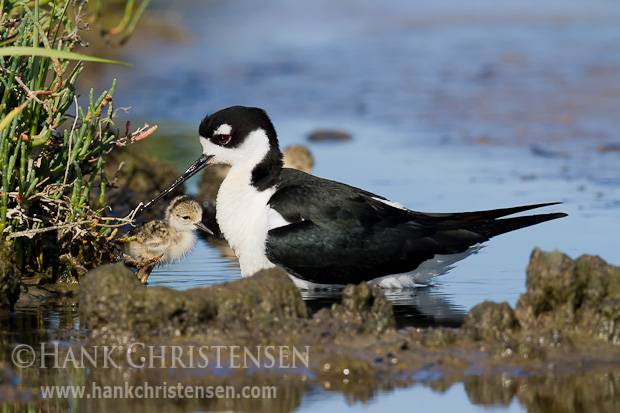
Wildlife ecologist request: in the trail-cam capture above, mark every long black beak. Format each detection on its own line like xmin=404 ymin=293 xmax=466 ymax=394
xmin=139 ymin=154 xmax=213 ymax=212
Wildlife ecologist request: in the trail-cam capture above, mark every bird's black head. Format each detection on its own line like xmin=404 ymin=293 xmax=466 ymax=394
xmin=140 ymin=106 xmax=284 ymax=212
xmin=198 ymin=106 xmax=278 ymax=151
xmin=198 ymin=106 xmax=283 ymax=190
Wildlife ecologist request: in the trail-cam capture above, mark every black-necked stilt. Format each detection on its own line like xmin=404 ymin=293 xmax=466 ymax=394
xmin=126 ymin=195 xmax=211 ymax=284
xmin=198 ymin=143 xmax=314 ymax=205
xmin=198 ymin=143 xmax=315 ymax=235
xmin=198 ymin=145 xmax=314 ymax=236
xmin=141 ymin=106 xmax=567 ymax=288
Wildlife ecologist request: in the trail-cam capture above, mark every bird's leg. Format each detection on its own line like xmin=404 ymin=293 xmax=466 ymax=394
xmin=125 ymin=254 xmax=163 ymax=284
xmin=137 ymin=265 xmax=155 ymax=284
xmin=136 ymin=254 xmax=164 ymax=269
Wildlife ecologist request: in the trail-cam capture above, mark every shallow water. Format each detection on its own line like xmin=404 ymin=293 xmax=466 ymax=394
xmin=145 ymin=119 xmax=618 ymax=326
xmin=5 ymin=0 xmax=620 ymax=411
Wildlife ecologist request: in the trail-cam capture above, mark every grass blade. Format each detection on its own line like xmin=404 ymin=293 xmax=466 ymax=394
xmin=0 ymin=47 xmax=131 ymax=65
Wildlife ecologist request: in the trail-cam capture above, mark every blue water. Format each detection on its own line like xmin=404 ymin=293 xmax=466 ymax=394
xmin=83 ymin=0 xmax=620 ymax=410
xmin=299 ymin=384 xmax=524 ymax=413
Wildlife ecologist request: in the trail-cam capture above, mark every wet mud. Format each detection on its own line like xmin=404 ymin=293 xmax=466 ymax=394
xmin=4 ymin=248 xmax=609 ymax=411
xmin=2 ymin=0 xmax=619 ymax=409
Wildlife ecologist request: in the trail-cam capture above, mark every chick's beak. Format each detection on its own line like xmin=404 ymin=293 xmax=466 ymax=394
xmin=195 ymin=221 xmax=214 ymax=235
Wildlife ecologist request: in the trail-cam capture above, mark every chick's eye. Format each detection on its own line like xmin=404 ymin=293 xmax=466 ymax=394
xmin=182 ymin=216 xmax=190 ymax=220
xmin=215 ymin=134 xmax=231 ymax=145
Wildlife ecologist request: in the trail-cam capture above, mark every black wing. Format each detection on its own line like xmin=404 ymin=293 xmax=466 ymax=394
xmin=266 ymin=169 xmax=566 ymax=285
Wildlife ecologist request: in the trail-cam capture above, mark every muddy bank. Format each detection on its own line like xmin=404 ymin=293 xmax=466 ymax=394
xmin=0 ymin=237 xmax=78 ymax=309
xmin=68 ymin=249 xmax=619 ymax=407
xmin=79 ymin=247 xmax=620 ymax=346
xmin=0 ymin=238 xmax=20 ymax=308
xmin=2 ymin=248 xmax=619 ymax=410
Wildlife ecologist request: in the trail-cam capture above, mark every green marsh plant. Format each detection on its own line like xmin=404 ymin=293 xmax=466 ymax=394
xmin=0 ymin=0 xmax=152 ymax=277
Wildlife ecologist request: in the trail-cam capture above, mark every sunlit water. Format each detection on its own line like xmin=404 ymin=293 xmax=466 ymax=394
xmin=98 ymin=0 xmax=620 ymax=411
xmin=6 ymin=0 xmax=620 ymax=411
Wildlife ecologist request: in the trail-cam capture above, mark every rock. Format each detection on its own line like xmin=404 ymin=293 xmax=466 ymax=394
xmin=79 ymin=263 xmax=215 ymax=337
xmin=197 ymin=266 xmax=308 ymax=326
xmin=315 ymin=352 xmax=375 ymax=389
xmin=308 ymin=130 xmax=352 ymax=141
xmin=462 ymin=301 xmax=519 ymax=341
xmin=421 ymin=327 xmax=457 ymax=347
xmin=330 ymin=282 xmax=395 ymax=333
xmin=0 ymin=237 xmax=20 ymax=309
xmin=516 ymin=249 xmax=584 ymax=329
xmin=487 ymin=336 xmax=546 ymax=361
xmin=516 ymin=248 xmax=620 ymax=344
xmin=598 ymin=297 xmax=620 ymax=341
xmin=79 ymin=264 xmax=305 ymax=338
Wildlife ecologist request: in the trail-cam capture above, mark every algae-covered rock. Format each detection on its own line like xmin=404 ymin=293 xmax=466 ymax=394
xmin=516 ymin=248 xmax=620 ymax=344
xmin=516 ymin=249 xmax=583 ymax=329
xmin=596 ymin=298 xmax=620 ymax=344
xmin=421 ymin=327 xmax=457 ymax=347
xmin=74 ymin=248 xmax=620 ymax=410
xmin=462 ymin=301 xmax=520 ymax=341
xmin=198 ymin=266 xmax=308 ymax=326
xmin=486 ymin=336 xmax=546 ymax=361
xmin=80 ymin=263 xmax=216 ymax=337
xmin=79 ymin=263 xmax=135 ymax=328
xmin=0 ymin=237 xmax=20 ymax=308
xmin=330 ymin=282 xmax=395 ymax=333
xmin=80 ymin=264 xmax=305 ymax=338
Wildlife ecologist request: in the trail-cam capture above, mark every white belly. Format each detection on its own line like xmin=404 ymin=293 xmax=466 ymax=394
xmin=216 ymin=167 xmax=287 ymax=277
xmin=290 ymin=245 xmax=484 ymax=290
xmin=367 ymin=244 xmax=484 ymax=288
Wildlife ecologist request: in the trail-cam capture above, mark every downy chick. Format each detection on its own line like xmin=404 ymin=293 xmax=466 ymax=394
xmin=125 ymin=196 xmax=211 ymax=284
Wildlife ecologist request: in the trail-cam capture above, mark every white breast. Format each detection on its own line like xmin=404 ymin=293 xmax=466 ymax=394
xmin=216 ymin=166 xmax=289 ymax=277
xmin=163 ymin=230 xmax=197 ymax=263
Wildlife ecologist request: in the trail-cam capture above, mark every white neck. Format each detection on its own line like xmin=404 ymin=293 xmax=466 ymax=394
xmin=216 ymin=167 xmax=280 ymax=276
xmin=202 ymin=128 xmax=288 ymax=276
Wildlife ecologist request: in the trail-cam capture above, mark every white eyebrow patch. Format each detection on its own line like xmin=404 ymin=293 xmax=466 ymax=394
xmin=214 ymin=123 xmax=232 ymax=135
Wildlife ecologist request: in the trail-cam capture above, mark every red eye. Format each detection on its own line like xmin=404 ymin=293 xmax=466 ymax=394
xmin=215 ymin=134 xmax=231 ymax=145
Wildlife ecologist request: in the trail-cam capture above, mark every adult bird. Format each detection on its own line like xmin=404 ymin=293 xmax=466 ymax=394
xmin=141 ymin=106 xmax=566 ymax=288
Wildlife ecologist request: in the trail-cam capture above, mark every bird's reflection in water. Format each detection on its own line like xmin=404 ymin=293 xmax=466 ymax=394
xmin=300 ymin=287 xmax=467 ymax=329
